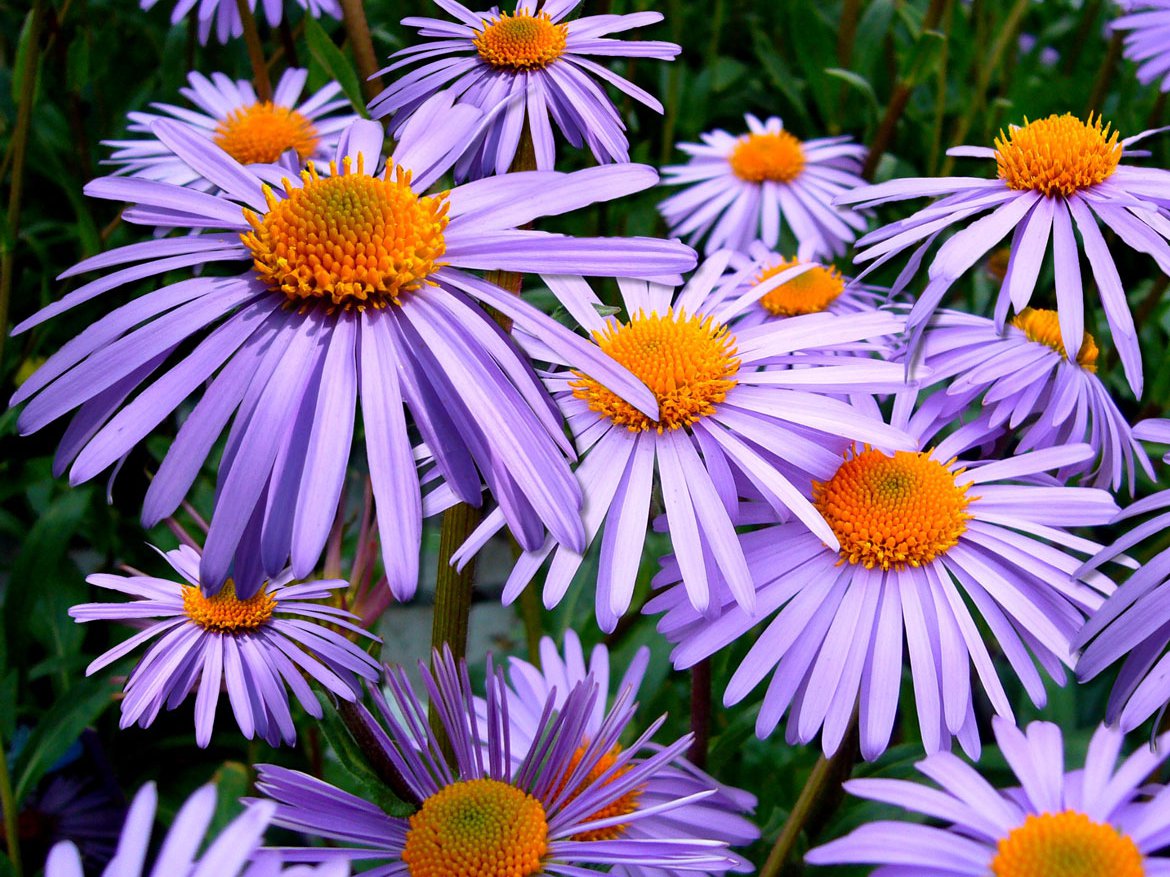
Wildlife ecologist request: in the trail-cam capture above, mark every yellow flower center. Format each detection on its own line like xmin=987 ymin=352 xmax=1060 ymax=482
xmin=728 ymin=131 xmax=806 ymax=183
xmin=402 ymin=779 xmax=548 ymax=877
xmin=242 ymin=158 xmax=449 ymax=311
xmin=995 ymin=114 xmax=1121 ymax=198
xmin=473 ymin=11 xmax=568 ymax=71
xmin=213 ymin=102 xmax=320 ymax=166
xmin=556 ymin=745 xmax=642 ymax=842
xmin=1010 ymin=307 xmax=1099 ymax=371
xmin=991 ymin=811 xmax=1145 ymax=877
xmin=813 ymin=448 xmax=972 ymax=570
xmin=571 ymin=309 xmax=741 ymax=433
xmin=757 ymin=259 xmax=845 ymax=317
xmin=182 ymin=580 xmax=276 ymax=633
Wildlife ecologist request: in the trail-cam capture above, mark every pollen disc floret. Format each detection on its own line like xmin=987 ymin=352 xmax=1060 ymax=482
xmin=401 ymin=778 xmax=549 ymax=877
xmin=181 ymin=580 xmax=276 ymax=633
xmin=473 ymin=11 xmax=568 ymax=71
xmin=813 ymin=448 xmax=972 ymax=570
xmin=242 ymin=158 xmax=449 ymax=310
xmin=213 ymin=102 xmax=320 ymax=165
xmin=557 ymin=745 xmax=642 ymax=842
xmin=572 ymin=309 xmax=741 ymax=432
xmin=758 ymin=259 xmax=845 ymax=317
xmin=995 ymin=113 xmax=1122 ymax=197
xmin=728 ymin=130 xmax=806 ymax=183
xmin=1011 ymin=307 xmax=1099 ymax=371
xmin=991 ymin=811 xmax=1144 ymax=877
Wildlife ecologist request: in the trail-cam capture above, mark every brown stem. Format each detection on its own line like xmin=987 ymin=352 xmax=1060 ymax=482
xmin=235 ymin=0 xmax=272 ymax=101
xmin=337 ymin=0 xmax=384 ymax=103
xmin=687 ymin=659 xmax=711 ymax=769
xmin=837 ymin=0 xmax=861 ymax=68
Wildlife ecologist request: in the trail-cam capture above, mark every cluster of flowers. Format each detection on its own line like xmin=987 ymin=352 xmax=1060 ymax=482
xmin=21 ymin=0 xmax=1170 ymax=874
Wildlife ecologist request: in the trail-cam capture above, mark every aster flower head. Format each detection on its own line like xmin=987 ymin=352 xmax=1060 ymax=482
xmin=105 ymin=70 xmax=359 ymax=188
xmin=369 ymin=0 xmax=680 ymax=180
xmin=485 ymin=631 xmax=760 ymax=876
xmin=447 ymin=251 xmax=914 ymax=631
xmin=838 ymin=112 xmax=1170 ymax=396
xmin=255 ymin=648 xmax=741 ymax=876
xmin=807 ymin=718 xmax=1170 ymax=876
xmin=660 ymin=114 xmax=869 ymax=258
xmin=141 ymin=0 xmax=340 ymax=44
xmin=906 ymin=307 xmax=1152 ymax=491
xmin=1114 ymin=2 xmax=1170 ymax=92
xmin=46 ymin=782 xmax=348 ymax=877
xmin=9 ymin=773 xmax=125 ymax=872
xmin=647 ymin=412 xmax=1119 ymax=761
xmin=12 ymin=103 xmax=695 ymax=598
xmin=69 ymin=543 xmax=381 ymax=747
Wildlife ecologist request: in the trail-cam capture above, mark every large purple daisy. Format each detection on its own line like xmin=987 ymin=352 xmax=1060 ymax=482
xmin=1114 ymin=1 xmax=1170 ymax=92
xmin=11 ymin=105 xmax=694 ymax=598
xmin=69 ymin=543 xmax=381 ymax=747
xmin=444 ymin=251 xmax=912 ymax=630
xmin=807 ymin=718 xmax=1170 ymax=876
xmin=647 ymin=415 xmax=1119 ymax=760
xmin=659 ymin=114 xmax=868 ymax=258
xmin=837 ymin=112 xmax=1170 ymax=395
xmin=368 ymin=0 xmax=679 ymax=180
xmin=255 ymin=649 xmax=741 ymax=876
xmin=140 ymin=0 xmax=340 ymax=44
xmin=105 ymin=69 xmax=358 ymax=188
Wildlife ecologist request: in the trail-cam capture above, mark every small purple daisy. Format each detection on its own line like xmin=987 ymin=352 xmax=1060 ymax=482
xmin=807 ymin=718 xmax=1170 ymax=876
xmin=105 ymin=69 xmax=358 ymax=187
xmin=368 ymin=0 xmax=679 ymax=179
xmin=445 ymin=251 xmax=913 ymax=630
xmin=838 ymin=112 xmax=1170 ymax=395
xmin=647 ymin=415 xmax=1119 ymax=760
xmin=140 ymin=0 xmax=340 ymax=45
xmin=255 ymin=649 xmax=741 ymax=876
xmin=485 ymin=631 xmax=759 ymax=876
xmin=1114 ymin=2 xmax=1170 ymax=92
xmin=12 ymin=106 xmax=694 ymax=597
xmin=69 ymin=544 xmax=380 ymax=747
xmin=660 ymin=114 xmax=868 ymax=258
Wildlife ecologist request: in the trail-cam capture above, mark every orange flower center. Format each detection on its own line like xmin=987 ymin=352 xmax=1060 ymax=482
xmin=995 ymin=114 xmax=1121 ymax=197
xmin=242 ymin=158 xmax=449 ymax=311
xmin=813 ymin=448 xmax=972 ymax=570
xmin=182 ymin=580 xmax=276 ymax=633
xmin=473 ymin=11 xmax=568 ymax=71
xmin=1010 ymin=307 xmax=1099 ymax=371
xmin=557 ymin=744 xmax=642 ymax=842
xmin=571 ymin=309 xmax=740 ymax=432
xmin=728 ymin=131 xmax=805 ymax=183
xmin=402 ymin=779 xmax=548 ymax=877
xmin=213 ymin=102 xmax=320 ymax=165
xmin=757 ymin=259 xmax=845 ymax=317
xmin=991 ymin=811 xmax=1145 ymax=877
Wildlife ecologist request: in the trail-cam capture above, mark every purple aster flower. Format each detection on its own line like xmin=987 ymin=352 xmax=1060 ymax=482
xmin=105 ymin=70 xmax=359 ymax=187
xmin=11 ymin=105 xmax=694 ymax=597
xmin=368 ymin=0 xmax=679 ymax=180
xmin=807 ymin=718 xmax=1170 ymax=876
xmin=141 ymin=0 xmax=340 ymax=45
xmin=659 ymin=114 xmax=868 ymax=258
xmin=1115 ymin=2 xmax=1170 ymax=92
xmin=837 ymin=112 xmax=1170 ymax=395
xmin=46 ymin=782 xmax=347 ymax=877
xmin=446 ymin=251 xmax=913 ymax=630
xmin=69 ymin=543 xmax=381 ymax=747
xmin=1136 ymin=416 xmax=1170 ymax=462
xmin=906 ymin=307 xmax=1152 ymax=491
xmin=483 ymin=631 xmax=759 ymax=876
xmin=254 ymin=648 xmax=741 ymax=876
xmin=7 ymin=774 xmax=125 ymax=872
xmin=647 ymin=414 xmax=1119 ymax=760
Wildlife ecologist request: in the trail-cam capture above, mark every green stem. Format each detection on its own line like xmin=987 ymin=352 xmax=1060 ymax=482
xmin=337 ymin=0 xmax=384 ymax=103
xmin=926 ymin=0 xmax=954 ymax=175
xmin=235 ymin=0 xmax=272 ymax=101
xmin=0 ymin=0 xmax=46 ymax=374
xmin=658 ymin=0 xmax=684 ymax=168
xmin=0 ymin=743 xmax=22 ymax=877
xmin=519 ymin=581 xmax=544 ymax=667
xmin=1085 ymin=31 xmax=1124 ymax=115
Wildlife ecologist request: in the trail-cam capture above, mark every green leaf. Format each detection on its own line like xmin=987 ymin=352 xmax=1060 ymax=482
xmin=851 ymin=0 xmax=896 ymax=79
xmin=898 ymin=29 xmax=946 ymax=89
xmin=316 ymin=694 xmax=414 ymax=817
xmin=12 ymin=6 xmax=39 ymax=104
xmin=303 ymin=16 xmax=370 ymax=119
xmin=207 ymin=762 xmax=251 ymax=838
xmin=824 ymin=67 xmax=880 ymax=117
xmin=13 ymin=676 xmax=117 ymax=804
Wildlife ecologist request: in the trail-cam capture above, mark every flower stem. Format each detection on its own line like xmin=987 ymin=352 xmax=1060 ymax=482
xmin=430 ymin=503 xmax=481 ymax=663
xmin=0 ymin=740 xmax=22 ymax=877
xmin=337 ymin=700 xmax=420 ymax=806
xmin=235 ymin=0 xmax=272 ymax=102
xmin=837 ymin=0 xmax=861 ymax=67
xmin=688 ymin=658 xmax=711 ymax=769
xmin=337 ymin=0 xmax=384 ymax=103
xmin=1085 ymin=31 xmax=1124 ymax=115
xmin=519 ymin=579 xmax=544 ymax=666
